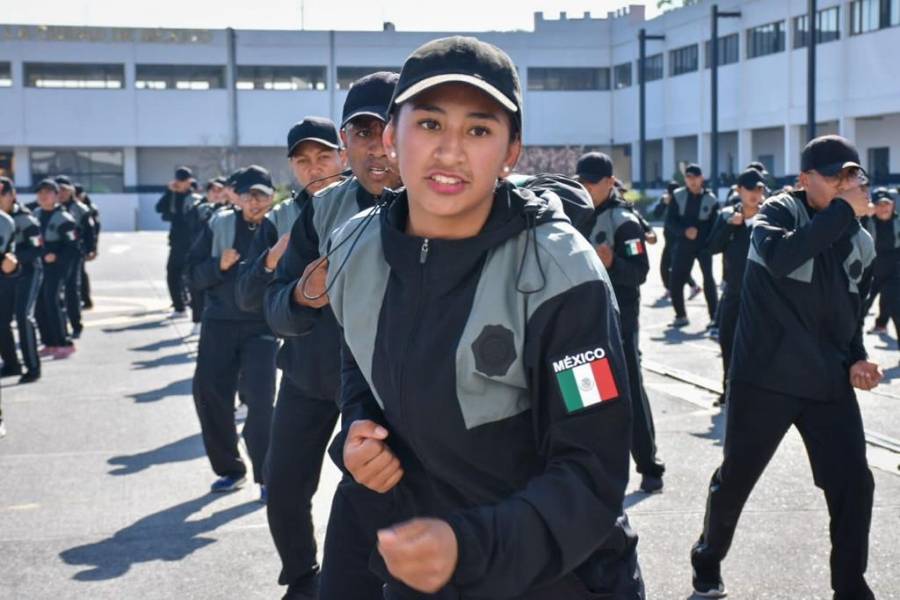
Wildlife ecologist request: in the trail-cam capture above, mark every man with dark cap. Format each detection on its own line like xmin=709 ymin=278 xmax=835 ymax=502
xmin=0 ymin=177 xmax=43 ymax=383
xmin=705 ymin=168 xmax=766 ymax=405
xmin=186 ymin=177 xmax=229 ymax=336
xmin=73 ymin=183 xmax=100 ymax=310
xmin=691 ymin=136 xmax=879 ymax=599
xmin=187 ymin=165 xmax=279 ymax=500
xmin=155 ymin=166 xmax=196 ymax=317
xmin=665 ymin=164 xmax=719 ymax=328
xmin=55 ymin=175 xmax=95 ymax=339
xmin=258 ymin=73 xmax=401 ymax=600
xmin=863 ymin=187 xmax=900 ymax=347
xmin=654 ymin=180 xmax=701 ymax=301
xmin=32 ymin=179 xmax=78 ymax=358
xmin=577 ymin=151 xmax=665 ymax=494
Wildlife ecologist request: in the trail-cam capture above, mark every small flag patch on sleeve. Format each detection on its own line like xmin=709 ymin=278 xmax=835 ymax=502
xmin=552 ymin=347 xmax=620 ymax=413
xmin=624 ymin=239 xmax=645 ymax=256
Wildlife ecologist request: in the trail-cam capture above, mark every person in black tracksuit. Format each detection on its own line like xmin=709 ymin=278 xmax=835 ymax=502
xmin=691 ymin=136 xmax=879 ymax=599
xmin=863 ymin=187 xmax=900 ymax=347
xmin=56 ymin=176 xmax=96 ymax=339
xmin=32 ymin=179 xmax=79 ymax=357
xmin=322 ymin=36 xmax=642 ymax=600
xmin=0 ymin=177 xmax=43 ymax=383
xmin=653 ymin=180 xmax=699 ymax=300
xmin=665 ymin=164 xmax=719 ymax=328
xmin=156 ymin=166 xmax=196 ymax=315
xmin=74 ymin=183 xmax=99 ymax=310
xmin=577 ymin=152 xmax=665 ymax=494
xmin=704 ymin=168 xmax=766 ymax=406
xmin=0 ymin=190 xmax=20 ymax=370
xmin=187 ymin=177 xmax=228 ymax=330
xmin=260 ymin=96 xmax=401 ymax=598
xmin=187 ymin=166 xmax=279 ymax=496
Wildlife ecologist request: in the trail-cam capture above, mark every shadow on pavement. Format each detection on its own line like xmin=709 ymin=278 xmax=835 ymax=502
xmin=649 ymin=327 xmax=710 ymax=345
xmin=130 ymin=337 xmax=187 ymax=353
xmin=107 ymin=434 xmax=205 ymax=475
xmin=59 ymin=494 xmax=261 ymax=581
xmin=102 ymin=319 xmax=169 ymax=334
xmin=127 ymin=378 xmax=193 ymax=403
xmin=690 ymin=408 xmax=726 ymax=447
xmin=131 ymin=352 xmax=194 ymax=370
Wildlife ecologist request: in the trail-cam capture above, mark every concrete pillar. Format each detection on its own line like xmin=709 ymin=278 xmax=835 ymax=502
xmin=699 ymin=132 xmax=710 ymax=176
xmin=738 ymin=128 xmax=753 ymax=171
xmin=840 ymin=116 xmax=857 ymax=143
xmin=785 ymin=124 xmax=802 ymax=177
xmin=13 ymin=146 xmax=31 ymax=187
xmin=123 ymin=146 xmax=138 ymax=190
xmin=662 ymin=136 xmax=675 ymax=182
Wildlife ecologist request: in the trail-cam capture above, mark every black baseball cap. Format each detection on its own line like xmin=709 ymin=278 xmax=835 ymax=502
xmin=342 ymin=71 xmax=399 ymax=128
xmin=74 ymin=183 xmax=84 ymax=195
xmin=235 ymin=165 xmax=275 ymax=195
xmin=737 ymin=168 xmax=766 ymax=190
xmin=206 ymin=177 xmax=226 ymax=191
xmin=576 ymin=152 xmax=614 ymax=183
xmin=873 ymin=187 xmax=894 ymax=203
xmin=747 ymin=161 xmax=767 ymax=174
xmin=390 ymin=36 xmax=522 ymax=131
xmin=35 ymin=178 xmax=59 ymax=193
xmin=54 ymin=175 xmax=75 ymax=190
xmin=800 ymin=135 xmax=864 ymax=176
xmin=0 ymin=176 xmax=13 ymax=195
xmin=685 ymin=164 xmax=703 ymax=177
xmin=226 ymin=168 xmax=246 ymax=188
xmin=286 ymin=117 xmax=340 ymax=157
xmin=175 ymin=166 xmax=193 ymax=181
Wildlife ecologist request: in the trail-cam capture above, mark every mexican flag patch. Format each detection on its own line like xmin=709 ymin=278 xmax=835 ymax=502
xmin=624 ymin=238 xmax=645 ymax=256
xmin=552 ymin=347 xmax=620 ymax=413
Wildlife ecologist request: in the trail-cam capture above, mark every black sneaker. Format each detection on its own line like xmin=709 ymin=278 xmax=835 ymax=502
xmin=670 ymin=316 xmax=690 ymax=329
xmin=71 ymin=326 xmax=83 ymax=339
xmin=640 ymin=474 xmax=664 ymax=494
xmin=714 ymin=393 xmax=726 ymax=407
xmin=691 ymin=552 xmax=726 ymax=598
xmin=1 ymin=364 xmax=23 ymax=377
xmin=18 ymin=371 xmax=40 ymax=384
xmin=283 ymin=571 xmax=319 ymax=600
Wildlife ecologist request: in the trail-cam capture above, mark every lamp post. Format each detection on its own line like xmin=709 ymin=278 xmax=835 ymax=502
xmin=638 ymin=28 xmax=665 ymax=196
xmin=710 ymin=4 xmax=741 ymax=197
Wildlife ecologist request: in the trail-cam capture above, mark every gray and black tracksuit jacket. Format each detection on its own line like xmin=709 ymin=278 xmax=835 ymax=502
xmin=264 ymin=177 xmax=380 ymax=400
xmin=327 ymin=181 xmax=639 ymax=599
xmin=731 ymin=191 xmax=874 ymax=401
xmin=706 ymin=203 xmax=753 ymax=292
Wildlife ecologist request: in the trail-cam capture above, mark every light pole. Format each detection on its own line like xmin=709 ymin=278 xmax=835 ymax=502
xmin=807 ymin=0 xmax=817 ymax=141
xmin=639 ymin=28 xmax=665 ymax=197
xmin=710 ymin=4 xmax=741 ymax=198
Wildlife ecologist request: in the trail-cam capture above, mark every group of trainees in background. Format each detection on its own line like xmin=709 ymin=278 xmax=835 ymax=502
xmin=0 ymin=174 xmax=99 ymax=437
xmin=153 ymin=35 xmax=882 ymax=600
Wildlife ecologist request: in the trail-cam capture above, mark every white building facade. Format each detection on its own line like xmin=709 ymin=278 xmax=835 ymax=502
xmin=1 ymin=0 xmax=899 ymax=230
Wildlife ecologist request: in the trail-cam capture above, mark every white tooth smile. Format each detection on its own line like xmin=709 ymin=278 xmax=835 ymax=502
xmin=432 ymin=174 xmax=461 ymax=185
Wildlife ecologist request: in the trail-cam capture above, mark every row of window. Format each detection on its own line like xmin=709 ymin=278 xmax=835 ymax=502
xmin=0 ymin=63 xmax=402 ymax=91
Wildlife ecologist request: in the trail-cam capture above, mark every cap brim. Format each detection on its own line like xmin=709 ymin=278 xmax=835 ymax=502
xmin=575 ymin=172 xmax=604 ymax=183
xmin=393 ymin=74 xmax=518 ymax=113
xmin=248 ymin=184 xmax=275 ymax=195
xmin=817 ymin=161 xmax=865 ymax=177
xmin=341 ymin=108 xmax=388 ymax=128
xmin=286 ymin=137 xmax=341 ymax=157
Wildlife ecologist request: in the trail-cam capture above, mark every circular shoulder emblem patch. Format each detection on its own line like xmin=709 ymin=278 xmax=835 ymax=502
xmin=849 ymin=259 xmax=863 ymax=279
xmin=472 ymin=324 xmax=517 ymax=377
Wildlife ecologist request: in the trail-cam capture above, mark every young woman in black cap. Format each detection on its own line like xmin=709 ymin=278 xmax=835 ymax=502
xmin=321 ymin=36 xmax=643 ymax=599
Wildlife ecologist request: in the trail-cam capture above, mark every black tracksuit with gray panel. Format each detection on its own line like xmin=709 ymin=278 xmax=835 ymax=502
xmin=263 ymin=176 xmax=386 ymax=597
xmin=0 ymin=204 xmax=43 ymax=375
xmin=327 ymin=181 xmax=642 ymax=600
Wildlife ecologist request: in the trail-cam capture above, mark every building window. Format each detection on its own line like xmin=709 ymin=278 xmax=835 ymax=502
xmin=747 ymin=21 xmax=786 ymax=58
xmin=0 ymin=151 xmax=12 ymax=179
xmin=336 ymin=67 xmax=400 ymax=90
xmin=135 ymin=65 xmax=225 ymax=90
xmin=868 ymin=147 xmax=890 ymax=183
xmin=237 ymin=65 xmax=327 ymax=91
xmin=24 ymin=63 xmax=124 ymax=89
xmin=527 ymin=67 xmax=611 ymax=91
xmin=794 ymin=7 xmax=841 ymax=48
xmin=850 ymin=0 xmax=900 ymax=34
xmin=669 ymin=44 xmax=699 ymax=76
xmin=0 ymin=62 xmax=11 ymax=87
xmin=704 ymin=33 xmax=740 ymax=68
xmin=641 ymin=54 xmax=664 ymax=82
xmin=30 ymin=149 xmax=124 ymax=193
xmin=613 ymin=62 xmax=632 ymax=89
